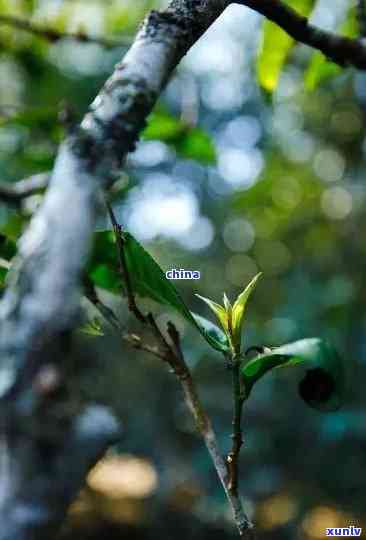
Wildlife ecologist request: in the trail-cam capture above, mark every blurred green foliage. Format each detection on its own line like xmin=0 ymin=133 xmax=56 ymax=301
xmin=257 ymin=0 xmax=316 ymax=92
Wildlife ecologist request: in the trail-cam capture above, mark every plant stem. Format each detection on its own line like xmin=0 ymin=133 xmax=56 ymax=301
xmin=173 ymin=354 xmax=254 ymax=538
xmin=106 ymin=202 xmax=146 ymax=323
xmin=227 ymin=355 xmax=244 ymax=496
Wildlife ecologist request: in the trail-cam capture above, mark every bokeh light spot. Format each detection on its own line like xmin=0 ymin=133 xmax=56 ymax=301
xmin=87 ymin=454 xmax=158 ymax=500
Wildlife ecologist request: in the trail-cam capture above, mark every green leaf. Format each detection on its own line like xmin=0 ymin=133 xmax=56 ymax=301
xmin=191 ymin=313 xmax=230 ymax=351
xmin=79 ymin=318 xmax=104 ymax=337
xmin=87 ymin=231 xmax=122 ymax=293
xmin=87 ymin=230 xmax=229 ymax=352
xmin=89 ymin=264 xmax=121 ymax=292
xmin=122 ymin=232 xmax=229 ymax=353
xmin=257 ymin=0 xmax=316 ymax=92
xmin=142 ymin=111 xmax=216 ymax=164
xmin=305 ymin=7 xmax=357 ymax=91
xmin=0 ymin=234 xmax=17 ymax=261
xmin=175 ymin=128 xmax=216 ymax=164
xmin=195 ymin=293 xmax=228 ymax=332
xmin=305 ymin=52 xmax=342 ymax=91
xmin=241 ymin=338 xmax=346 ymax=411
xmin=231 ymin=273 xmax=262 ymax=347
xmin=143 ymin=111 xmax=184 ymax=141
xmin=0 ymin=213 xmax=27 ymax=242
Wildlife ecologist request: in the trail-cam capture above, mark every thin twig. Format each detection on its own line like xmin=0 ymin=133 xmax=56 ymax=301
xmin=162 ymin=324 xmax=254 ymax=538
xmin=84 ymin=280 xmax=121 ymax=332
xmin=227 ymin=357 xmax=244 ymax=496
xmin=106 ymin=202 xmax=146 ymax=323
xmin=0 ymin=173 xmax=49 ymax=204
xmin=0 ymin=14 xmax=132 ymax=48
xmin=84 ymin=285 xmax=167 ymax=359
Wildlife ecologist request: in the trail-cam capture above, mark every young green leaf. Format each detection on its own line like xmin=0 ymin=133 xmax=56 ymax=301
xmin=195 ymin=293 xmax=228 ymax=332
xmin=196 ymin=275 xmax=261 ymax=352
xmin=241 ymin=338 xmax=346 ymax=411
xmin=79 ymin=318 xmax=104 ymax=337
xmin=231 ymin=273 xmax=262 ymax=348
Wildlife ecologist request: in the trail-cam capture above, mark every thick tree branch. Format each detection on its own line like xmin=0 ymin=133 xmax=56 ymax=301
xmin=240 ymin=0 xmax=366 ymax=69
xmin=0 ymin=0 xmax=232 ymax=401
xmin=0 ymin=405 xmax=121 ymax=540
xmin=0 ymin=2 xmax=235 ymax=538
xmin=0 ymin=14 xmax=131 ymax=48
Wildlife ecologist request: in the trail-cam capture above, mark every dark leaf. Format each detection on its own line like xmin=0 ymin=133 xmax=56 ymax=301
xmin=241 ymin=338 xmax=345 ymax=411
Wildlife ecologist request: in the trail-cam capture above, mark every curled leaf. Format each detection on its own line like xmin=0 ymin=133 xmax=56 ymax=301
xmin=191 ymin=313 xmax=229 ymax=352
xmin=241 ymin=338 xmax=346 ymax=411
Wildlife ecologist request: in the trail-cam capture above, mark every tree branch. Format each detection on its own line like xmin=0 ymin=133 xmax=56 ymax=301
xmin=0 ymin=14 xmax=131 ymax=48
xmin=240 ymin=0 xmax=366 ymax=69
xmin=0 ymin=2 xmax=236 ymax=538
xmin=0 ymin=174 xmax=49 ymax=204
xmin=0 ymin=404 xmax=121 ymax=540
xmin=357 ymin=0 xmax=366 ymax=39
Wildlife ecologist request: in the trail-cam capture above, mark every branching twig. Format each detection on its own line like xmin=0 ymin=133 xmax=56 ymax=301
xmin=84 ymin=287 xmax=167 ymax=360
xmin=89 ymin=223 xmax=255 ymax=537
xmin=241 ymin=0 xmax=366 ymax=69
xmin=0 ymin=14 xmax=132 ymax=48
xmin=84 ymin=279 xmax=121 ymax=332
